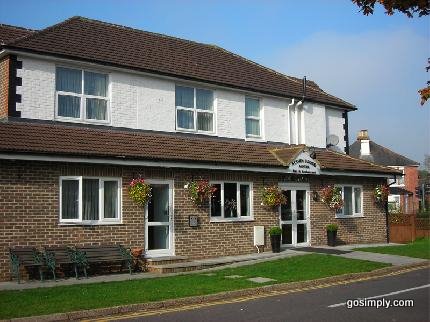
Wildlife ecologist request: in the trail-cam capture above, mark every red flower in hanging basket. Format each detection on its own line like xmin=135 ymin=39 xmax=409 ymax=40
xmin=185 ymin=180 xmax=218 ymax=206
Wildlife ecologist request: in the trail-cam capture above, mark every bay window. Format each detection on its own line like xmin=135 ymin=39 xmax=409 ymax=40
xmin=245 ymin=97 xmax=261 ymax=137
xmin=210 ymin=182 xmax=252 ymax=220
xmin=60 ymin=176 xmax=121 ymax=224
xmin=56 ymin=67 xmax=109 ymax=122
xmin=175 ymin=85 xmax=214 ymax=132
xmin=336 ymin=185 xmax=363 ymax=217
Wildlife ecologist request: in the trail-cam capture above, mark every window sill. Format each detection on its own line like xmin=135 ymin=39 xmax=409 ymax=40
xmin=176 ymin=128 xmax=217 ymax=136
xmin=59 ymin=222 xmax=123 ymax=226
xmin=210 ymin=217 xmax=255 ymax=223
xmin=335 ymin=215 xmax=364 ymax=219
xmin=245 ymin=137 xmax=265 ymax=143
xmin=55 ymin=117 xmax=111 ymax=126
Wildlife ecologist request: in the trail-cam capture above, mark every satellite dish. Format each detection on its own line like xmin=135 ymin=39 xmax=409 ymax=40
xmin=326 ymin=134 xmax=339 ymax=147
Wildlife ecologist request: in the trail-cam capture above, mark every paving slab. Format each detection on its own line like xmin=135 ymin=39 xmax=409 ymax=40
xmin=247 ymin=277 xmax=276 ymax=283
xmin=337 ymin=251 xmax=428 ymax=266
xmin=225 ymin=275 xmax=243 ymax=279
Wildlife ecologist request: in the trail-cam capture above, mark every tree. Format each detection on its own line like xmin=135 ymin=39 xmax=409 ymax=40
xmin=352 ymin=0 xmax=429 ymax=17
xmin=352 ymin=0 xmax=430 ymax=106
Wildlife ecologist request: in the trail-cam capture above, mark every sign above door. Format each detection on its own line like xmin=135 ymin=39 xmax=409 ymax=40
xmin=270 ymin=146 xmax=320 ymax=175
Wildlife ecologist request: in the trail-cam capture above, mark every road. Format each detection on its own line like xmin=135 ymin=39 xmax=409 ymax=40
xmin=93 ymin=268 xmax=430 ymax=322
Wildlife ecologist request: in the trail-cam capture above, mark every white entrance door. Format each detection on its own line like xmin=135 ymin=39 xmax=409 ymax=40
xmin=145 ymin=180 xmax=174 ymax=257
xmin=279 ymin=184 xmax=310 ymax=246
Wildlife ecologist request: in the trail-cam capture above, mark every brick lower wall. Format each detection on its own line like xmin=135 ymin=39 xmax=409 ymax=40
xmin=0 ymin=56 xmax=9 ymax=119
xmin=0 ymin=160 xmax=387 ymax=281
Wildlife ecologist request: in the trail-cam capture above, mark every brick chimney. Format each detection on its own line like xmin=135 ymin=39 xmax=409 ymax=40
xmin=357 ymin=130 xmax=373 ymax=162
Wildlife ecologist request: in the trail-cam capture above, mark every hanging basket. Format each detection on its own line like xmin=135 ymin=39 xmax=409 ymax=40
xmin=374 ymin=184 xmax=389 ymax=205
xmin=320 ymin=185 xmax=343 ymax=211
xmin=128 ymin=178 xmax=152 ymax=207
xmin=185 ymin=180 xmax=218 ymax=206
xmin=261 ymin=185 xmax=287 ymax=208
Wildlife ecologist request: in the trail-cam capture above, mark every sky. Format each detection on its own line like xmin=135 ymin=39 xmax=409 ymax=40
xmin=1 ymin=0 xmax=429 ymax=165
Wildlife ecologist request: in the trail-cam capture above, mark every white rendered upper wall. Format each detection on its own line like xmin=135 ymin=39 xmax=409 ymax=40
xmin=15 ymin=55 xmax=348 ymax=149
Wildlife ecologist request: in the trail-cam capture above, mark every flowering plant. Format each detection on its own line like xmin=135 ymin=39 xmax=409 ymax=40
xmin=128 ymin=178 xmax=152 ymax=207
xmin=320 ymin=185 xmax=343 ymax=210
xmin=184 ymin=180 xmax=218 ymax=206
xmin=225 ymin=199 xmax=237 ymax=211
xmin=374 ymin=184 xmax=389 ymax=205
xmin=261 ymin=185 xmax=287 ymax=208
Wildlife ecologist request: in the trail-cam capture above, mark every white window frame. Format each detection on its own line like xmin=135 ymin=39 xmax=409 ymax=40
xmin=55 ymin=66 xmax=110 ymax=124
xmin=335 ymin=185 xmax=364 ymax=218
xmin=175 ymin=85 xmax=215 ymax=134
xmin=209 ymin=181 xmax=253 ymax=222
xmin=245 ymin=96 xmax=262 ymax=138
xmin=59 ymin=176 xmax=122 ymax=225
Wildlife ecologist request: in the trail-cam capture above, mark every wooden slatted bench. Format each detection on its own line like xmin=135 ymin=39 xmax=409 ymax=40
xmin=75 ymin=245 xmax=133 ymax=278
xmin=44 ymin=246 xmax=78 ymax=281
xmin=9 ymin=247 xmax=45 ymax=283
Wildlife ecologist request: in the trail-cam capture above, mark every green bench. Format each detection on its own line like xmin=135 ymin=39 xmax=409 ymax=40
xmin=44 ymin=246 xmax=78 ymax=281
xmin=9 ymin=247 xmax=45 ymax=283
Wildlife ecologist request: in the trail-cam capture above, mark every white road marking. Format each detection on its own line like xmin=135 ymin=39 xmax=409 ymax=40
xmin=328 ymin=284 xmax=430 ymax=308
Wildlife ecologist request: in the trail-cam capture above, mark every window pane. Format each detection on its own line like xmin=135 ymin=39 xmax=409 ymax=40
xmin=84 ymin=71 xmax=107 ymax=97
xmin=281 ymin=224 xmax=292 ymax=245
xmin=211 ymin=184 xmax=222 ymax=217
xmin=281 ymin=190 xmax=292 ymax=221
xmin=177 ymin=109 xmax=194 ymax=129
xmin=175 ymin=86 xmax=194 ymax=108
xmin=297 ymin=224 xmax=307 ymax=243
xmin=58 ymin=95 xmax=80 ymax=118
xmin=56 ymin=67 xmax=82 ymax=93
xmin=354 ymin=187 xmax=362 ymax=214
xmin=240 ymin=184 xmax=250 ymax=216
xmin=83 ymin=179 xmax=99 ymax=220
xmin=296 ymin=190 xmax=306 ymax=220
xmin=196 ymin=88 xmax=213 ymax=110
xmin=224 ymin=183 xmax=237 ymax=218
xmin=245 ymin=97 xmax=260 ymax=117
xmin=86 ymin=98 xmax=107 ymax=120
xmin=343 ymin=186 xmax=353 ymax=216
xmin=197 ymin=112 xmax=213 ymax=132
xmin=104 ymin=181 xmax=118 ymax=219
xmin=246 ymin=119 xmax=260 ymax=136
xmin=61 ymin=179 xmax=79 ymax=219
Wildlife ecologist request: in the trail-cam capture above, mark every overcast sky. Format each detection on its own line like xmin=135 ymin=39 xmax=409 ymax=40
xmin=1 ymin=0 xmax=429 ymax=165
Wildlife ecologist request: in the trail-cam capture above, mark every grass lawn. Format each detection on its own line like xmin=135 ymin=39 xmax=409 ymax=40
xmin=356 ymin=238 xmax=430 ymax=260
xmin=0 ymin=254 xmax=388 ymax=319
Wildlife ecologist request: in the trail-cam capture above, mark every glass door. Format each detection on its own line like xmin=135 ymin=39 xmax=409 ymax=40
xmin=280 ymin=186 xmax=310 ymax=246
xmin=145 ymin=181 xmax=174 ymax=256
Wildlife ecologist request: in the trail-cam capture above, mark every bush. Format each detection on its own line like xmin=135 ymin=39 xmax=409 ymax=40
xmin=269 ymin=226 xmax=282 ymax=236
xmin=326 ymin=224 xmax=338 ymax=232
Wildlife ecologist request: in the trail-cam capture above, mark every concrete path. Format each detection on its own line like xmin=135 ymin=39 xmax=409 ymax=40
xmin=337 ymin=251 xmax=428 ymax=266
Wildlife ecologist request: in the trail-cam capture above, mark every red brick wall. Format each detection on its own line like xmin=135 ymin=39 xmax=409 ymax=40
xmin=0 ymin=56 xmax=9 ymax=119
xmin=0 ymin=160 xmax=387 ymax=281
xmin=310 ymin=177 xmax=387 ymax=245
xmin=403 ymin=166 xmax=419 ymax=213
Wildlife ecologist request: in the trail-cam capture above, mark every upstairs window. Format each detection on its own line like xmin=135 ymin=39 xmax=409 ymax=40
xmin=56 ymin=67 xmax=109 ymax=122
xmin=245 ymin=97 xmax=261 ymax=137
xmin=175 ymin=85 xmax=214 ymax=132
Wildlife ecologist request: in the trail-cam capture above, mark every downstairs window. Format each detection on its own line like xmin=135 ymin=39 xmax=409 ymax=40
xmin=210 ymin=182 xmax=252 ymax=221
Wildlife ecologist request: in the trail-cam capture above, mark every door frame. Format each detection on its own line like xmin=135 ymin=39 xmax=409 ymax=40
xmin=144 ymin=179 xmax=175 ymax=257
xmin=278 ymin=182 xmax=311 ymax=247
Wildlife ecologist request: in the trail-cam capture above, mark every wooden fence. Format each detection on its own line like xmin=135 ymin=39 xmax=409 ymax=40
xmin=389 ymin=213 xmax=430 ymax=243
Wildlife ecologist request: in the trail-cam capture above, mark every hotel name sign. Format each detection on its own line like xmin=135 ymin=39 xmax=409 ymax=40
xmin=287 ymin=151 xmax=320 ymax=175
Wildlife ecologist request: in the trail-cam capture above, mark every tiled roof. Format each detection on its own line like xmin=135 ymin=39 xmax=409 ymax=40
xmin=0 ymin=120 xmax=398 ymax=175
xmin=2 ymin=16 xmax=355 ymax=110
xmin=0 ymin=24 xmax=35 ymax=45
xmin=350 ymin=140 xmax=420 ymax=166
